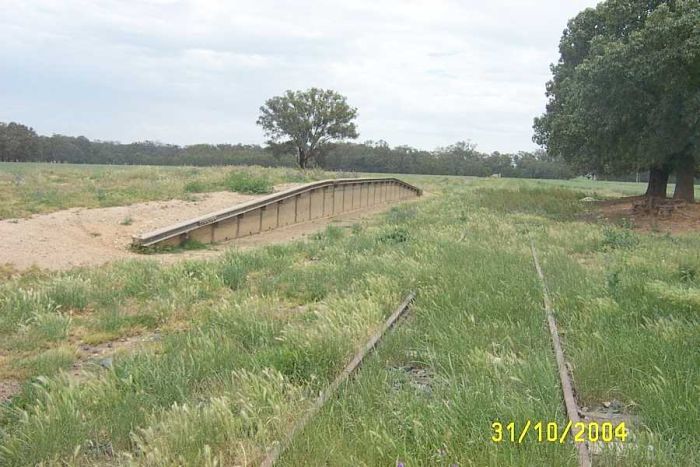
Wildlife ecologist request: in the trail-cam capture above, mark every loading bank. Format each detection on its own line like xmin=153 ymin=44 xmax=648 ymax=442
xmin=132 ymin=177 xmax=422 ymax=248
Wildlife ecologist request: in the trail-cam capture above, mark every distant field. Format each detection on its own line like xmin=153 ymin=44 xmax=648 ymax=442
xmin=0 ymin=164 xmax=698 ymax=465
xmin=5 ymin=161 xmax=697 ymax=220
xmin=534 ymin=176 xmax=700 ymax=199
xmin=0 ymin=162 xmax=336 ymax=219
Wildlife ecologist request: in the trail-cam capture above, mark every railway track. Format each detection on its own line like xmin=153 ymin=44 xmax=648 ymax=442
xmin=261 ymin=292 xmax=416 ymax=467
xmin=260 ymin=238 xmax=620 ymax=466
xmin=530 ymin=237 xmax=592 ymax=467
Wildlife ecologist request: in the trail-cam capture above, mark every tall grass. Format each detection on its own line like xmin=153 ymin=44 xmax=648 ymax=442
xmin=0 ymin=177 xmax=697 ymax=465
xmin=535 ymin=226 xmax=700 ymax=464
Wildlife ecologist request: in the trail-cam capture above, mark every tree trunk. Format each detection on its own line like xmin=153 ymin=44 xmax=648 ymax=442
xmin=673 ymin=151 xmax=696 ymax=202
xmin=297 ymin=148 xmax=307 ymax=169
xmin=645 ymin=164 xmax=670 ymax=198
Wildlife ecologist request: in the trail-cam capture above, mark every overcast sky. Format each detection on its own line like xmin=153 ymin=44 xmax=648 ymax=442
xmin=1 ymin=0 xmax=599 ymax=153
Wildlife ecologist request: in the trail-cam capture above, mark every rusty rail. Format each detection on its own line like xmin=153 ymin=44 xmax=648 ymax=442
xmin=529 ymin=238 xmax=592 ymax=467
xmin=260 ymin=292 xmax=416 ymax=467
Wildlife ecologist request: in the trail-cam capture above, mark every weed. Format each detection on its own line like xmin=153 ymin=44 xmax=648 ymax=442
xmin=601 ymin=227 xmax=639 ymax=250
xmin=29 ymin=313 xmax=72 ymax=343
xmin=678 ymin=264 xmax=697 ymax=284
xmin=616 ymin=217 xmax=634 ymax=229
xmin=605 ymin=270 xmax=621 ymax=292
xmin=311 ymin=224 xmax=344 ymax=241
xmin=324 ymin=225 xmax=344 ymax=240
xmin=13 ymin=347 xmax=74 ymax=378
xmin=95 ymin=188 xmax=107 ymax=202
xmin=133 ymin=238 xmax=208 ymax=254
xmin=184 ymin=180 xmax=208 ymax=193
xmin=46 ymin=276 xmax=91 ymax=310
xmin=0 ymin=289 xmax=56 ymax=334
xmin=377 ymin=226 xmax=409 ymax=244
xmin=386 ymin=205 xmax=417 ymax=223
xmin=218 ymin=260 xmax=247 ymax=290
xmin=181 ymin=239 xmax=208 ymax=251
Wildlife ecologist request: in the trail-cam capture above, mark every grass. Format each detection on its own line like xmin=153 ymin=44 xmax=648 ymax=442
xmin=225 ymin=171 xmax=274 ymax=194
xmin=132 ymin=238 xmax=210 ymax=255
xmin=0 ymin=163 xmax=335 ymax=219
xmin=531 ymin=226 xmax=700 ymax=464
xmin=534 ymin=176 xmax=700 ymax=199
xmin=0 ymin=170 xmax=697 ymax=465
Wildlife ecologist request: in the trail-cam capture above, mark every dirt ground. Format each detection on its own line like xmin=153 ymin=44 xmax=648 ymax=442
xmin=595 ymin=197 xmax=700 ymax=234
xmin=0 ymin=187 xmax=293 ymax=272
xmin=0 ymin=379 xmax=21 ymax=403
xmin=0 ymin=185 xmax=418 ymax=272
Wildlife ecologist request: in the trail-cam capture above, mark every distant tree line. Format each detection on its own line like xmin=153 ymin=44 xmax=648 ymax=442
xmin=0 ymin=121 xmax=578 ymax=179
xmin=321 ymin=141 xmax=575 ymax=179
xmin=0 ymin=122 xmax=289 ymax=167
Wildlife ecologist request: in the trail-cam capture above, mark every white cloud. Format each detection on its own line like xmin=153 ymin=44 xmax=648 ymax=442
xmin=0 ymin=0 xmax=599 ymax=152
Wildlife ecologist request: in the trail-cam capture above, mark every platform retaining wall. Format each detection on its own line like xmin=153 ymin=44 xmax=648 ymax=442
xmin=132 ymin=178 xmax=422 ymax=248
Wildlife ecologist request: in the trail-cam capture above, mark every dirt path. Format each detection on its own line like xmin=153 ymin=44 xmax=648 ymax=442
xmin=1 ymin=186 xmax=423 ymax=272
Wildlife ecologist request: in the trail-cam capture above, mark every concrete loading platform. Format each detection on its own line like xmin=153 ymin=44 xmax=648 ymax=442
xmin=132 ymin=178 xmax=422 ymax=249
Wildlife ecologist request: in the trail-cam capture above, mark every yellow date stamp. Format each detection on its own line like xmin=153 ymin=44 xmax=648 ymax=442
xmin=491 ymin=420 xmax=628 ymax=444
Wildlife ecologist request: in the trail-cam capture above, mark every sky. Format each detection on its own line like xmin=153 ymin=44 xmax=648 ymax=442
xmin=0 ymin=0 xmax=600 ymax=153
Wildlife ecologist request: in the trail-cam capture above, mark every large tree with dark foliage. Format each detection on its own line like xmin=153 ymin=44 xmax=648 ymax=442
xmin=257 ymin=88 xmax=359 ymax=169
xmin=534 ymin=0 xmax=700 ymax=201
xmin=0 ymin=122 xmax=40 ymax=161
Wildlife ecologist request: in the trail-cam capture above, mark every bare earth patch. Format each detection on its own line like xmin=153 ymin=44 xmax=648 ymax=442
xmin=0 ymin=379 xmax=21 ymax=403
xmin=595 ymin=197 xmax=700 ymax=234
xmin=1 ymin=185 xmax=424 ymax=272
xmin=0 ymin=190 xmax=270 ymax=271
xmin=67 ymin=332 xmax=162 ymax=379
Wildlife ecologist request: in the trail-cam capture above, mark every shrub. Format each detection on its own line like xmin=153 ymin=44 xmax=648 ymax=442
xmin=226 ymin=172 xmax=273 ymax=194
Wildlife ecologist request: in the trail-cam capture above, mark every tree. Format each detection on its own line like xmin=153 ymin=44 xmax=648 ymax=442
xmin=0 ymin=122 xmax=40 ymax=162
xmin=257 ymin=88 xmax=359 ymax=169
xmin=533 ymin=0 xmax=700 ymax=201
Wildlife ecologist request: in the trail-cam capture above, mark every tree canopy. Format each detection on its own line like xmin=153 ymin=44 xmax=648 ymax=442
xmin=256 ymin=88 xmax=359 ymax=169
xmin=0 ymin=122 xmax=40 ymax=162
xmin=534 ymin=0 xmax=700 ymax=200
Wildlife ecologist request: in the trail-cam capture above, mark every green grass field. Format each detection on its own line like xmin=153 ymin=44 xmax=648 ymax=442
xmin=0 ymin=163 xmax=339 ymax=219
xmin=0 ymin=164 xmax=698 ymax=465
xmin=534 ymin=177 xmax=700 ymax=199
